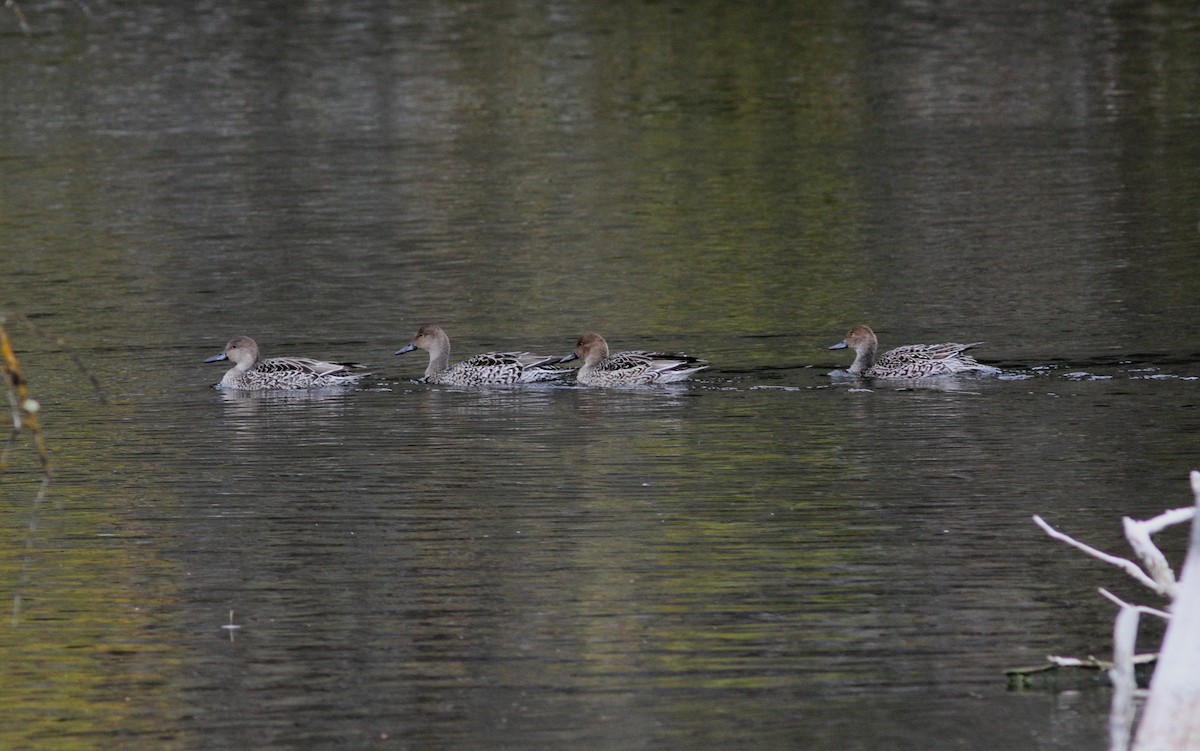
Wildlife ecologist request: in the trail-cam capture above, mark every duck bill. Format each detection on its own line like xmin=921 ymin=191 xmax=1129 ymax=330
xmin=557 ymin=353 xmax=579 ymax=364
xmin=204 ymin=352 xmax=229 ymax=363
xmin=828 ymin=341 xmax=848 ymax=350
xmin=394 ymin=343 xmax=417 ymax=356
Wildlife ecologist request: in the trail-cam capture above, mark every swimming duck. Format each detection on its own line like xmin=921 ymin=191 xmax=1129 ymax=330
xmin=394 ymin=324 xmax=569 ymax=386
xmin=559 ymin=332 xmax=709 ymax=386
xmin=205 ymin=336 xmax=369 ymax=390
xmin=828 ymin=325 xmax=998 ymax=379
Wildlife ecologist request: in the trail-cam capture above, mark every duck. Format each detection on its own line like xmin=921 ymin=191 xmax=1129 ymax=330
xmin=394 ymin=324 xmax=569 ymax=386
xmin=828 ymin=325 xmax=998 ymax=379
xmin=558 ymin=332 xmax=709 ymax=386
xmin=204 ymin=335 xmax=370 ymax=390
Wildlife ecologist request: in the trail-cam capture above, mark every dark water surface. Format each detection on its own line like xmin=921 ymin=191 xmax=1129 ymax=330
xmin=4 ymin=1 xmax=1200 ymax=749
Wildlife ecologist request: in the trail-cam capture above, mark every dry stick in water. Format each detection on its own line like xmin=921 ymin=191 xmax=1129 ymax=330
xmin=0 ymin=323 xmax=49 ymax=480
xmin=1 ymin=312 xmax=106 ymax=508
xmin=1 ymin=322 xmax=50 ymax=627
xmin=1 ymin=312 xmax=106 ymax=489
xmin=1035 ymin=480 xmax=1200 ymax=751
xmin=2 ymin=317 xmax=105 ymax=626
xmin=9 ymin=312 xmax=108 ymax=405
xmin=1099 ymin=589 xmax=1173 ymax=751
xmin=1110 ymin=605 xmax=1140 ymax=751
xmin=1131 ymin=472 xmax=1200 ymax=751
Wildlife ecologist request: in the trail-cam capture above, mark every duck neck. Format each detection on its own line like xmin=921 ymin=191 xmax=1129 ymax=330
xmin=849 ymin=344 xmax=875 ymax=375
xmin=425 ymin=345 xmax=450 ymax=378
xmin=580 ymin=346 xmax=607 ymax=375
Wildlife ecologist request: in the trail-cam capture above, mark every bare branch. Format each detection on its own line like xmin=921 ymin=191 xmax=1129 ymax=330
xmin=1033 ymin=515 xmax=1162 ymax=593
xmin=7 ymin=313 xmax=108 ymax=404
xmin=1098 ymin=588 xmax=1171 ymax=620
xmin=1110 ymin=605 xmax=1141 ymax=751
xmin=1138 ymin=507 xmax=1197 ymax=536
xmin=1124 ymin=517 xmax=1180 ymax=598
xmin=0 ymin=324 xmax=49 ymax=478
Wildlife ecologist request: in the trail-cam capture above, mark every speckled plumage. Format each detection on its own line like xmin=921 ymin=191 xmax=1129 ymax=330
xmin=559 ymin=332 xmax=709 ymax=386
xmin=828 ymin=325 xmax=998 ymax=379
xmin=205 ymin=336 xmax=369 ymax=390
xmin=394 ymin=324 xmax=568 ymax=386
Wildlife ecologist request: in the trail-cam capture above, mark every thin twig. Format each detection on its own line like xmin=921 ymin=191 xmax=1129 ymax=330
xmin=8 ymin=313 xmax=108 ymax=404
xmin=1098 ymin=588 xmax=1171 ymax=620
xmin=0 ymin=324 xmax=49 ymax=477
xmin=5 ymin=0 xmax=31 ymax=35
xmin=1033 ymin=515 xmax=1161 ymax=592
xmin=1045 ymin=653 xmax=1158 ymax=669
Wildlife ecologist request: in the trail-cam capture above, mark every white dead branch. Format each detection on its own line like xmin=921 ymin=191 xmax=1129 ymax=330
xmin=1032 ymin=471 xmax=1200 ymax=751
xmin=1132 ymin=473 xmax=1200 ymax=751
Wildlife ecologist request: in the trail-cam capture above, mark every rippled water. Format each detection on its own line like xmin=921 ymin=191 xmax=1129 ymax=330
xmin=3 ymin=1 xmax=1200 ymax=749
